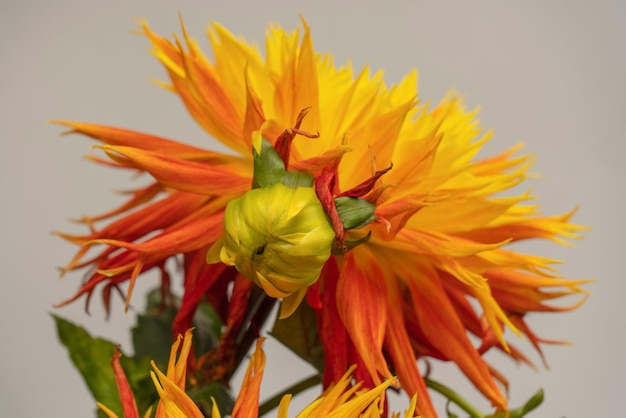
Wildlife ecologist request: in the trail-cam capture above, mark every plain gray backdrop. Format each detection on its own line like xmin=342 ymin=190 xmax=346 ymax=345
xmin=1 ymin=1 xmax=624 ymax=416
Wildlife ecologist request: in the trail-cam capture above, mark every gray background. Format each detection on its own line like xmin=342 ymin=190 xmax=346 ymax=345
xmin=1 ymin=1 xmax=624 ymax=416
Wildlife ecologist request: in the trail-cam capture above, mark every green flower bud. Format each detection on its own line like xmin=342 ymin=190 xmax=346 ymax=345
xmin=207 ymin=183 xmax=335 ymax=318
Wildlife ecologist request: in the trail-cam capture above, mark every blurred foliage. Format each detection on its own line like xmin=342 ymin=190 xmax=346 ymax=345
xmin=54 ymin=287 xmax=231 ymax=417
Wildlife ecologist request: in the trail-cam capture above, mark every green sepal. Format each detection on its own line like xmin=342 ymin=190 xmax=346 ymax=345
xmin=53 ymin=315 xmax=156 ymax=417
xmin=270 ymin=300 xmax=325 ymax=373
xmin=334 ymin=196 xmax=377 ymax=230
xmin=187 ymin=383 xmax=235 ymax=417
xmin=253 ymin=138 xmax=286 ymax=189
xmin=282 ymin=170 xmax=314 ymax=188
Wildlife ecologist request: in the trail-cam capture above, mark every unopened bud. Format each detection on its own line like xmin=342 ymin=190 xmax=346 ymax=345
xmin=208 ymin=183 xmax=335 ymax=317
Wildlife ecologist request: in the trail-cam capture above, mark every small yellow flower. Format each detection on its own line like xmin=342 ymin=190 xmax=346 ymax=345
xmin=97 ymin=329 xmax=200 ymax=418
xmin=150 ymin=329 xmax=203 ymax=418
xmin=227 ymin=338 xmax=420 ymax=418
xmin=208 ymin=183 xmax=335 ymax=318
xmin=99 ymin=331 xmax=418 ymax=418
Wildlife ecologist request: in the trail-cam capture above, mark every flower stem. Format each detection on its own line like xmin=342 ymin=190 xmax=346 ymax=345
xmin=258 ymin=373 xmax=322 ymax=416
xmin=424 ymin=377 xmax=485 ymax=418
xmin=232 ymin=288 xmax=277 ymax=376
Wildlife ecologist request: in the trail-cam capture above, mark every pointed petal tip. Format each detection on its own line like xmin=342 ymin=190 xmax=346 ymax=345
xmin=205 ymin=238 xmax=224 ymax=264
xmin=298 ymin=13 xmax=309 ymax=27
xmin=278 ymin=289 xmax=307 ymax=319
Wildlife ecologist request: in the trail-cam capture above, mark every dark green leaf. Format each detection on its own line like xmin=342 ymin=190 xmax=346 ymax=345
xmin=53 ymin=314 xmax=125 ymax=415
xmin=52 ymin=315 xmax=158 ymax=416
xmin=188 ymin=383 xmax=235 ymax=417
xmin=132 ymin=289 xmax=179 ymax=365
xmin=132 ymin=313 xmax=176 ymax=366
xmin=334 ymin=196 xmax=377 ymax=230
xmin=192 ymin=302 xmax=223 ymax=357
xmin=270 ymin=301 xmax=325 ymax=372
xmin=133 ymin=288 xmax=222 ymax=364
xmin=53 ymin=315 xmax=155 ymax=417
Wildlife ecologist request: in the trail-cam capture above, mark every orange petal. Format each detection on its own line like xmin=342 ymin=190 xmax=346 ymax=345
xmin=459 ymin=209 xmax=587 ymax=245
xmin=53 ymin=121 xmax=221 ymax=161
xmin=242 ymin=72 xmax=266 ymax=150
xmin=139 ymin=19 xmax=247 ymax=154
xmin=488 ymin=270 xmax=590 ymax=313
xmin=110 ymin=347 xmax=140 ymax=418
xmin=336 ymin=251 xmax=392 ymax=385
xmin=151 ymin=365 xmax=204 ymax=418
xmin=100 ymin=145 xmax=251 ymax=195
xmin=384 ymin=278 xmax=437 ymax=418
xmin=57 ymin=192 xmax=211 ymax=275
xmin=403 ymin=263 xmax=506 ymax=410
xmin=231 ymin=338 xmax=266 ymax=418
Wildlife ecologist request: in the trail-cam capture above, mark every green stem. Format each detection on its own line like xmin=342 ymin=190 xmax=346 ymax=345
xmin=258 ymin=373 xmax=321 ymax=416
xmin=424 ymin=377 xmax=484 ymax=418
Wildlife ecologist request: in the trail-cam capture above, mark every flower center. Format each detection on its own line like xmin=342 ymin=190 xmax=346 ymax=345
xmin=253 ymin=243 xmax=267 ymax=258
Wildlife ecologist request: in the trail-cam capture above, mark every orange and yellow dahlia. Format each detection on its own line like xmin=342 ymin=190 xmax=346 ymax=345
xmin=57 ymin=16 xmax=588 ymax=417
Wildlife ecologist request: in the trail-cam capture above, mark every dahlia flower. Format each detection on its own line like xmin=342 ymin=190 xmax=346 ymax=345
xmin=56 ymin=16 xmax=588 ymax=416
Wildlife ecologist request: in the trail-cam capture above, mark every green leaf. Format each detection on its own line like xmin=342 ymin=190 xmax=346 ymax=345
xmin=132 ymin=313 xmax=177 ymax=367
xmin=52 ymin=315 xmax=158 ymax=416
xmin=188 ymin=383 xmax=235 ymax=418
xmin=132 ymin=288 xmax=223 ymax=366
xmin=334 ymin=196 xmax=377 ymax=230
xmin=53 ymin=315 xmax=125 ymax=415
xmin=253 ymin=138 xmax=285 ymax=188
xmin=131 ymin=289 xmax=179 ymax=366
xmin=489 ymin=388 xmax=544 ymax=418
xmin=192 ymin=302 xmax=223 ymax=356
xmin=516 ymin=388 xmax=544 ymax=415
xmin=270 ymin=301 xmax=325 ymax=372
xmin=53 ymin=315 xmax=155 ymax=417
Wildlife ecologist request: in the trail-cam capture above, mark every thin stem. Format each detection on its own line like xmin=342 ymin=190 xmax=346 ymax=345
xmin=235 ymin=287 xmax=269 ymax=346
xmin=258 ymin=373 xmax=322 ymax=416
xmin=424 ymin=377 xmax=484 ymax=418
xmin=232 ymin=289 xmax=277 ymax=375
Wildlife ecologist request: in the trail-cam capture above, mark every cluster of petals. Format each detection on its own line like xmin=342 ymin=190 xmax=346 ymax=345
xmin=98 ymin=330 xmax=418 ymax=418
xmin=57 ymin=16 xmax=589 ymax=417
